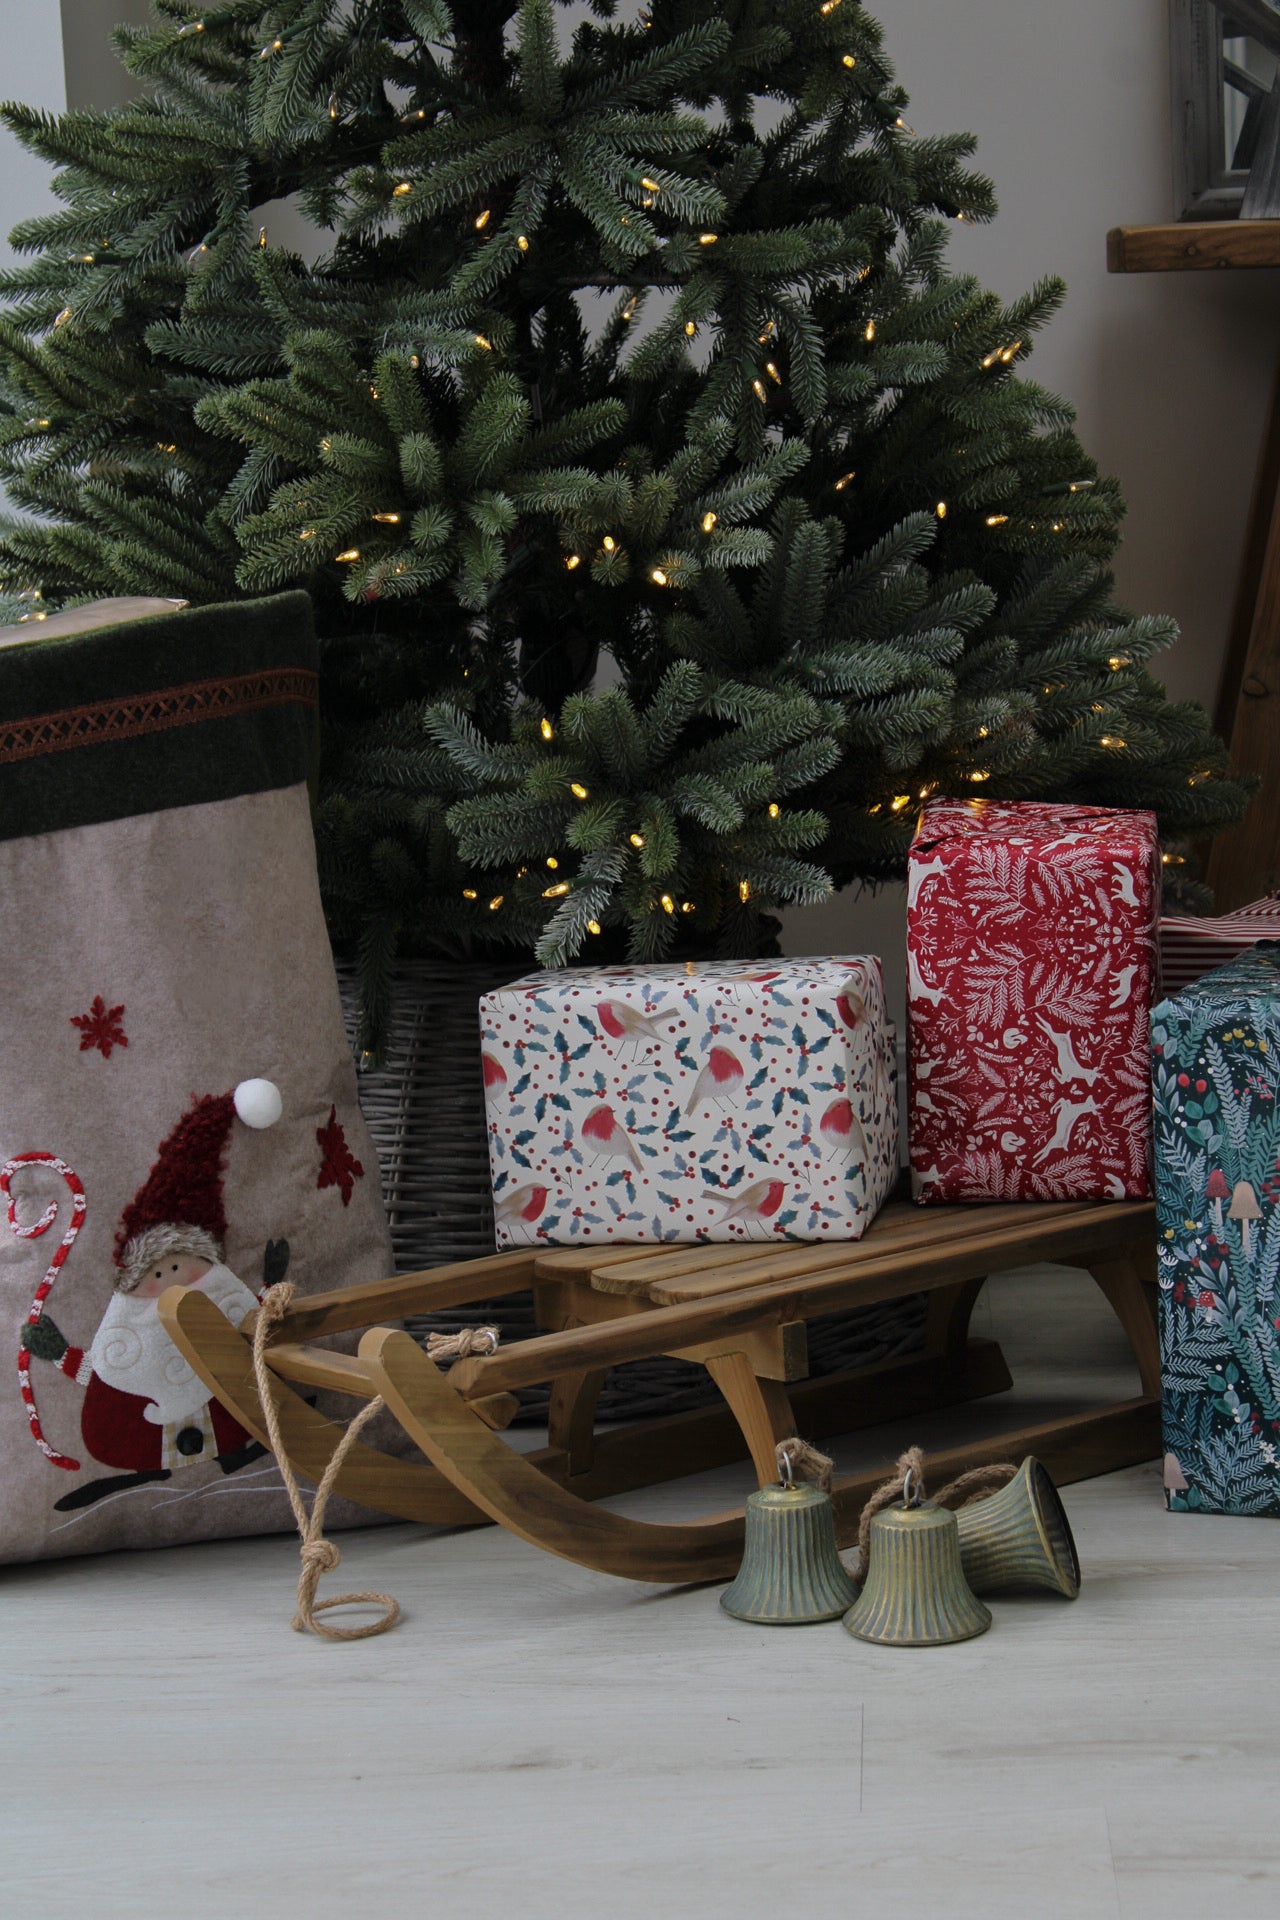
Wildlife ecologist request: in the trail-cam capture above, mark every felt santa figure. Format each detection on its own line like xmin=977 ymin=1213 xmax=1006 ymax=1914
xmin=23 ymin=1078 xmax=284 ymax=1511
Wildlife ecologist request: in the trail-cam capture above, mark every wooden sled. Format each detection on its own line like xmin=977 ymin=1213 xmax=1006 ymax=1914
xmin=159 ymin=1198 xmax=1162 ymax=1585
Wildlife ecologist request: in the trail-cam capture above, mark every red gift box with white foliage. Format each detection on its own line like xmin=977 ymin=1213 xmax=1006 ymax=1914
xmin=907 ymin=799 xmax=1160 ymax=1202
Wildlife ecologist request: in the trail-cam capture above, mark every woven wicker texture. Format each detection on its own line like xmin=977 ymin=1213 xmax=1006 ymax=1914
xmin=336 ymin=960 xmax=924 ymax=1423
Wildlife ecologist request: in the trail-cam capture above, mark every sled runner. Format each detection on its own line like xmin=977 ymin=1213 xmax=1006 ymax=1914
xmin=159 ymin=1198 xmax=1160 ymax=1583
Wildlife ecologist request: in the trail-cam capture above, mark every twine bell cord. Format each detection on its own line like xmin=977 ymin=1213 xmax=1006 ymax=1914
xmin=856 ymin=1446 xmax=1017 ymax=1573
xmin=775 ymin=1435 xmax=835 ymax=1492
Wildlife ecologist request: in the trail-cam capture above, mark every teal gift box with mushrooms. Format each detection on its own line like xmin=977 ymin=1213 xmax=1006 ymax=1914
xmin=1153 ymin=944 xmax=1280 ymax=1514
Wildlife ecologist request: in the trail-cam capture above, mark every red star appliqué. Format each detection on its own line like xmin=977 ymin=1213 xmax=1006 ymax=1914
xmin=316 ymin=1105 xmax=364 ymax=1207
xmin=70 ymin=996 xmax=128 ymax=1058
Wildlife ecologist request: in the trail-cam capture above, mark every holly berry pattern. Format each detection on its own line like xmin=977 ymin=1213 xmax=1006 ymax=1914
xmin=1154 ymin=944 xmax=1280 ymax=1514
xmin=481 ymin=959 xmax=899 ymax=1245
xmin=907 ymin=800 xmax=1159 ymax=1201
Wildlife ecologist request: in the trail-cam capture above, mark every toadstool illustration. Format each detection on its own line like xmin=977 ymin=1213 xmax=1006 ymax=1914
xmin=1163 ymin=1452 xmax=1189 ymax=1495
xmin=1229 ymin=1180 xmax=1262 ymax=1262
xmin=1206 ymin=1167 xmax=1230 ymax=1232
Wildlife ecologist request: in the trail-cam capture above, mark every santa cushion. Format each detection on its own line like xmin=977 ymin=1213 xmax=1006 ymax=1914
xmin=0 ymin=593 xmax=392 ymax=1562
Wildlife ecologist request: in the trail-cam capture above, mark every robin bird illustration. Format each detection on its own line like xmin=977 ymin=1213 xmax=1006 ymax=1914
xmin=581 ymin=1103 xmax=643 ymax=1170
xmin=494 ymin=1183 xmax=549 ymax=1227
xmin=711 ymin=1179 xmax=786 ymax=1226
xmin=596 ymin=999 xmax=682 ymax=1052
xmin=684 ymin=1046 xmax=745 ymax=1114
xmin=835 ymin=985 xmax=867 ymax=1030
xmin=818 ymin=1095 xmax=870 ymax=1160
xmin=482 ymin=1051 xmax=507 ymax=1089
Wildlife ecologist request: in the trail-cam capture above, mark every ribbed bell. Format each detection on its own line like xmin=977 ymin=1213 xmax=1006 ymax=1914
xmin=721 ymin=1480 xmax=857 ymax=1625
xmin=843 ymin=1476 xmax=991 ymax=1647
xmin=955 ymin=1455 xmax=1080 ymax=1599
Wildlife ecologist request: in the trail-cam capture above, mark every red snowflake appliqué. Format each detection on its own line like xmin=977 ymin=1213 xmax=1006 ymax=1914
xmin=316 ymin=1105 xmax=364 ymax=1207
xmin=70 ymin=997 xmax=128 ymax=1059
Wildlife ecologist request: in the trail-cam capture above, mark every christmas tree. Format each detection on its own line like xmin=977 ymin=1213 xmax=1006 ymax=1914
xmin=0 ymin=1 xmax=1250 ymax=1041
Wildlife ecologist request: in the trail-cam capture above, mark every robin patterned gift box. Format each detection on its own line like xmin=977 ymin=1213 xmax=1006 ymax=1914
xmin=907 ymin=798 xmax=1160 ymax=1203
xmin=479 ymin=958 xmax=899 ymax=1245
xmin=1154 ymin=944 xmax=1280 ymax=1515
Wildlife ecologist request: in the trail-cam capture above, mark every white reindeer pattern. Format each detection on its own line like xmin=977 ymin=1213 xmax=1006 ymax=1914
xmin=1034 ymin=1095 xmax=1099 ymax=1161
xmin=1035 ymin=1016 xmax=1099 ymax=1086
xmin=908 ymin=800 xmax=1157 ymax=1200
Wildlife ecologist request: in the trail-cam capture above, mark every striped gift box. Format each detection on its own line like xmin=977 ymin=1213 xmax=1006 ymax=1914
xmin=1160 ymin=897 xmax=1280 ymax=995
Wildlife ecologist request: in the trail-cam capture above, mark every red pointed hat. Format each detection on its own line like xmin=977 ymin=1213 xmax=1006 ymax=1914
xmin=112 ymin=1079 xmax=282 ymax=1270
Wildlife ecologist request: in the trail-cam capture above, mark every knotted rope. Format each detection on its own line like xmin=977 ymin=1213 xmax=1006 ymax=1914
xmin=251 ymin=1281 xmax=400 ymax=1641
xmin=775 ymin=1436 xmax=835 ymax=1492
xmin=856 ymin=1446 xmax=1016 ymax=1572
xmin=426 ymin=1325 xmax=500 ymax=1361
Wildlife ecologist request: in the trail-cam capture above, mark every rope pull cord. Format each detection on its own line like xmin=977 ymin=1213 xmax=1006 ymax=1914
xmin=251 ymin=1281 xmax=399 ymax=1641
xmin=855 ymin=1446 xmax=1017 ymax=1572
xmin=249 ymin=1286 xmax=506 ymax=1638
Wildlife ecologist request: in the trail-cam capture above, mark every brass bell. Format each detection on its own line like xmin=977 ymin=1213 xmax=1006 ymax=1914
xmin=843 ymin=1470 xmax=992 ymax=1647
xmin=955 ymin=1455 xmax=1081 ymax=1599
xmin=721 ymin=1456 xmax=857 ymax=1626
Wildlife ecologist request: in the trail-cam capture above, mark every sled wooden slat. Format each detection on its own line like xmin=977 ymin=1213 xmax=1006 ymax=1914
xmin=240 ymin=1248 xmax=538 ymax=1345
xmin=639 ymin=1201 xmax=1139 ymax=1307
xmin=264 ymin=1342 xmax=379 ymax=1398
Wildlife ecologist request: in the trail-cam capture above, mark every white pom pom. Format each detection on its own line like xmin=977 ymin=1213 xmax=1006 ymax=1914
xmin=234 ymin=1078 xmax=283 ymax=1129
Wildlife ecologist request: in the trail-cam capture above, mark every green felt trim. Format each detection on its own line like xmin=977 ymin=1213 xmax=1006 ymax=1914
xmin=0 ymin=592 xmax=318 ymax=844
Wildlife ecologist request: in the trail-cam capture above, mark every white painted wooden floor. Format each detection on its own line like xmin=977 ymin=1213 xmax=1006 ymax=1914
xmin=2 ymin=1266 xmax=1277 ymax=1920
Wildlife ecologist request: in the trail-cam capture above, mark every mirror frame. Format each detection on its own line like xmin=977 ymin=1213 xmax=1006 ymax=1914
xmin=1170 ymin=0 xmax=1280 ymax=217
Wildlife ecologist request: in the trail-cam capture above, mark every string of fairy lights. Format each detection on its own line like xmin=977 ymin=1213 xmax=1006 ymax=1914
xmin=13 ymin=5 xmax=1217 ymax=923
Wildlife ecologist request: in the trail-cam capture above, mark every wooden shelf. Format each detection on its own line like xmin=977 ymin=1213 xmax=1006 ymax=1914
xmin=1106 ymin=220 xmax=1280 ymax=905
xmin=1107 ymin=219 xmax=1280 ymax=273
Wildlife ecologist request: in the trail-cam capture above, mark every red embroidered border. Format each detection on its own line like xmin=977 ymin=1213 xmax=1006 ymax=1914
xmin=0 ymin=667 xmax=318 ymax=768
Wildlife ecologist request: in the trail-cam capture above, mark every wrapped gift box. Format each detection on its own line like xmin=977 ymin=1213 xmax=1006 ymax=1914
xmin=907 ymin=799 xmax=1160 ymax=1202
xmin=1154 ymin=944 xmax=1280 ymax=1514
xmin=479 ymin=958 xmax=899 ymax=1245
xmin=1160 ymin=894 xmax=1280 ymax=996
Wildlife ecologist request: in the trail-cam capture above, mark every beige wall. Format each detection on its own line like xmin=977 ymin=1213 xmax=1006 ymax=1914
xmin=0 ymin=6 xmax=66 ymax=270
xmin=59 ymin=0 xmax=144 ymax=111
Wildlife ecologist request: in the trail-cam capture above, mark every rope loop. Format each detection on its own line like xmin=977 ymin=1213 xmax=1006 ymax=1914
xmin=774 ymin=1435 xmax=834 ymax=1493
xmin=251 ymin=1281 xmax=400 ymax=1641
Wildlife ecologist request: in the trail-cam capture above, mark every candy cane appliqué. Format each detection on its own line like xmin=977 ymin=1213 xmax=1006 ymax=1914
xmin=3 ymin=1152 xmax=85 ymax=1470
